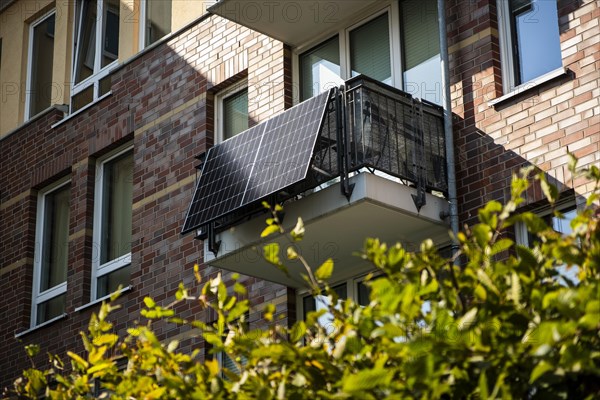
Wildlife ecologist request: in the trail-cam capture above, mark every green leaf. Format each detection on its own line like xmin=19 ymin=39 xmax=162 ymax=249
xmin=290 ymin=217 xmax=305 ymax=241
xmin=477 ymin=269 xmax=499 ymax=296
xmin=479 ymin=370 xmax=489 ymax=400
xmin=264 ymin=243 xmax=281 ymax=266
xmin=261 ymin=224 xmax=280 ymax=238
xmin=143 ymin=297 xmax=155 ymax=308
xmin=458 ymin=308 xmax=478 ymax=331
xmin=315 ymin=258 xmax=334 ymax=280
xmin=539 ymin=174 xmax=558 ymax=205
xmin=287 ymin=246 xmax=298 ymax=260
xmin=342 ymin=368 xmax=393 ymax=393
xmin=530 ymin=360 xmax=553 ymax=383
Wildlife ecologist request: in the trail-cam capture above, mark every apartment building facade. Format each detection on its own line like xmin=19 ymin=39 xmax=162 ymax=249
xmin=0 ymin=0 xmax=598 ymax=388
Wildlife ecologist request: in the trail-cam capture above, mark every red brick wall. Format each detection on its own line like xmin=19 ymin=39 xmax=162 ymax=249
xmin=0 ymin=14 xmax=292 ymax=389
xmin=449 ymin=0 xmax=599 ymax=225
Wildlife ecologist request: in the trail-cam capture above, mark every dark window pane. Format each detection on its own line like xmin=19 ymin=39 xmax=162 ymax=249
xmin=29 ymin=13 xmax=56 ymax=117
xmin=357 ymin=280 xmax=370 ymax=306
xmin=71 ymin=85 xmax=94 ymax=112
xmin=37 ymin=293 xmax=66 ymax=324
xmin=350 ymin=13 xmax=391 ymax=84
xmin=40 ymin=184 xmax=70 ymax=292
xmin=97 ymin=264 xmax=130 ymax=298
xmin=223 ymin=89 xmax=248 ymax=140
xmin=101 ymin=151 xmax=133 ymax=263
xmin=74 ymin=0 xmax=97 ymax=84
xmin=299 ymin=36 xmax=341 ymax=101
xmin=99 ymin=75 xmax=111 ymax=96
xmin=145 ymin=0 xmax=172 ymax=46
xmin=101 ymin=0 xmax=120 ymax=68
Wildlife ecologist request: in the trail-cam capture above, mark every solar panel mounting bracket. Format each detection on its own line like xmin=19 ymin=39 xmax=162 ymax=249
xmin=207 ymin=222 xmax=221 ymax=257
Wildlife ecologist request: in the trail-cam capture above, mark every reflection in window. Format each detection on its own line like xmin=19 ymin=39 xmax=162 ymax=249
xmin=299 ymin=36 xmax=342 ymax=101
xmin=222 ymin=88 xmax=248 ymax=140
xmin=510 ymin=0 xmax=562 ymax=85
xmin=350 ymin=13 xmax=392 ymax=85
xmin=72 ymin=0 xmax=119 ymax=111
xmin=401 ymin=0 xmax=442 ymax=104
xmin=144 ymin=0 xmax=172 ymax=47
xmin=520 ymin=207 xmax=579 ymax=285
xmin=94 ymin=148 xmax=133 ymax=299
xmin=27 ymin=12 xmax=56 ymax=118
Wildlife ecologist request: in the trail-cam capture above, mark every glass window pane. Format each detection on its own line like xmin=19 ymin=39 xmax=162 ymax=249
xmin=37 ymin=293 xmax=66 ymax=325
xmin=299 ymin=36 xmax=341 ymax=101
xmin=350 ymin=13 xmax=392 ymax=84
xmin=401 ymin=0 xmax=442 ymax=104
xmin=102 ymin=0 xmax=120 ymax=68
xmin=29 ymin=13 xmax=55 ymax=117
xmin=71 ymin=85 xmax=94 ymax=112
xmin=357 ymin=280 xmax=370 ymax=306
xmin=223 ymin=89 xmax=248 ymax=140
xmin=101 ymin=151 xmax=133 ymax=263
xmin=74 ymin=0 xmax=97 ymax=84
xmin=40 ymin=184 xmax=70 ymax=292
xmin=512 ymin=0 xmax=561 ymax=84
xmin=145 ymin=0 xmax=172 ymax=47
xmin=99 ymin=75 xmax=111 ymax=96
xmin=97 ymin=264 xmax=130 ymax=298
xmin=302 ymin=283 xmax=347 ymax=327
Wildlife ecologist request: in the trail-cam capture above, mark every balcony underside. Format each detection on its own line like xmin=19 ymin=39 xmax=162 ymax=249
xmin=205 ymin=173 xmax=450 ymax=288
xmin=208 ymin=0 xmax=380 ymax=47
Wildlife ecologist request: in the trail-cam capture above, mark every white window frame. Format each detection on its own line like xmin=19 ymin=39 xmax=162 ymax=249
xmin=515 ymin=202 xmax=579 ymax=285
xmin=293 ymin=1 xmax=403 ymax=102
xmin=496 ymin=0 xmax=563 ymax=94
xmin=91 ymin=144 xmax=133 ymax=300
xmin=215 ymin=80 xmax=248 ymax=143
xmin=296 ymin=273 xmax=374 ymax=322
xmin=31 ymin=178 xmax=70 ymax=328
xmin=139 ymin=0 xmax=148 ymax=50
xmin=139 ymin=0 xmax=172 ymax=50
xmin=71 ymin=0 xmax=119 ymax=110
xmin=25 ymin=9 xmax=56 ymax=121
xmin=514 ymin=202 xmax=577 ymax=247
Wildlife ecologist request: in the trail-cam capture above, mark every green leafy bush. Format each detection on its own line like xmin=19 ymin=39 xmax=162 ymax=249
xmin=5 ymin=160 xmax=600 ymax=399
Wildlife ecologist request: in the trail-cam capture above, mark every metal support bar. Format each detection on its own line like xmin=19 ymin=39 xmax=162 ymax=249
xmin=337 ymin=86 xmax=354 ymax=200
xmin=207 ymin=222 xmax=221 ymax=257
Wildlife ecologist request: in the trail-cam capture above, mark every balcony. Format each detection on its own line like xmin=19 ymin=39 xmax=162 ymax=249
xmin=208 ymin=1 xmax=381 ymax=47
xmin=185 ymin=77 xmax=450 ymax=287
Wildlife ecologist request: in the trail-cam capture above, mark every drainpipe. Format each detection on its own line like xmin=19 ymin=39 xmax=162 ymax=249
xmin=437 ymin=0 xmax=460 ymax=243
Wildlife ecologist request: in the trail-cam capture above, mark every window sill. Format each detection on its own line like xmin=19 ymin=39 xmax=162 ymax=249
xmin=74 ymin=285 xmax=133 ymax=313
xmin=14 ymin=313 xmax=68 ymax=338
xmin=488 ymin=67 xmax=569 ymax=107
xmin=51 ymin=91 xmax=113 ymax=130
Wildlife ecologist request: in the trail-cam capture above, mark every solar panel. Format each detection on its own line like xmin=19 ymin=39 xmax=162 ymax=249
xmin=182 ymin=89 xmax=333 ymax=234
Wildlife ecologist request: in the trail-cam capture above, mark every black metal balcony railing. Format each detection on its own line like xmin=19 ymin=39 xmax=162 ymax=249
xmin=191 ymin=76 xmax=447 ymax=242
xmin=313 ymin=76 xmax=447 ymax=195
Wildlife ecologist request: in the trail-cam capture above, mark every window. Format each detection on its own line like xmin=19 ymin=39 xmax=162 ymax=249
xmin=299 ymin=277 xmax=372 ymax=325
xmin=140 ymin=0 xmax=172 ymax=48
xmin=298 ymin=0 xmax=442 ymax=104
xmin=92 ymin=147 xmax=133 ymax=300
xmin=32 ymin=180 xmax=70 ymax=327
xmin=515 ymin=205 xmax=579 ymax=285
xmin=25 ymin=11 xmax=56 ymax=120
xmin=216 ymin=84 xmax=248 ymax=142
xmin=72 ymin=0 xmax=120 ymax=112
xmin=497 ymin=0 xmax=562 ymax=92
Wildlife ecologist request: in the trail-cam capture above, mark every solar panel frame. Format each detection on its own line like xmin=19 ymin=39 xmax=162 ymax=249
xmin=182 ymin=89 xmax=333 ymax=234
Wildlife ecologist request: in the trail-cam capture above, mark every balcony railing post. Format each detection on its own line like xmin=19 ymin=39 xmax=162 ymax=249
xmin=336 ymin=87 xmax=354 ymax=200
